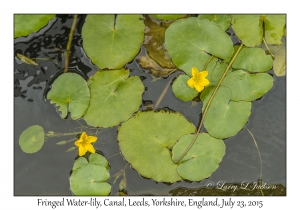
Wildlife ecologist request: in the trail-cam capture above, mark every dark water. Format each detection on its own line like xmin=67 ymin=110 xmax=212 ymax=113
xmin=14 ymin=15 xmax=286 ymax=196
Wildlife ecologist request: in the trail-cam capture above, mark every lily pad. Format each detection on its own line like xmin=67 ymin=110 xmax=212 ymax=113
xmin=261 ymin=36 xmax=286 ymax=77
xmin=19 ymin=125 xmax=44 ymax=153
xmin=70 ymin=153 xmax=111 ymax=196
xmin=82 ymin=14 xmax=145 ymax=69
xmin=205 ymin=58 xmax=229 ymax=86
xmin=263 ymin=15 xmax=286 ymax=45
xmin=84 ymin=69 xmax=144 ymax=128
xmin=70 ymin=163 xmax=111 ymax=196
xmin=14 ymin=14 xmax=56 ymax=38
xmin=232 ymin=47 xmax=273 ymax=73
xmin=47 ymin=73 xmax=90 ymax=120
xmin=172 ymin=75 xmax=198 ymax=101
xmin=198 ymin=14 xmax=231 ymax=31
xmin=172 ymin=133 xmax=225 ymax=181
xmin=118 ymin=110 xmax=196 ymax=182
xmin=231 ymin=15 xmax=286 ymax=47
xmin=89 ymin=153 xmax=110 ymax=170
xmin=222 ymin=70 xmax=274 ymax=101
xmin=200 ymin=86 xmax=251 ymax=139
xmin=143 ymin=15 xmax=177 ymax=69
xmin=165 ymin=17 xmax=233 ymax=76
xmin=150 ymin=14 xmax=185 ymax=21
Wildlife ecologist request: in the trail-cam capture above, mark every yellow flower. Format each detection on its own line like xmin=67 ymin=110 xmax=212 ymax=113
xmin=74 ymin=132 xmax=97 ymax=156
xmin=187 ymin=67 xmax=210 ymax=92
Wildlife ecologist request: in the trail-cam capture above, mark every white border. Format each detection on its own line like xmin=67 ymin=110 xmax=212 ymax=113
xmin=5 ymin=0 xmax=296 ymax=209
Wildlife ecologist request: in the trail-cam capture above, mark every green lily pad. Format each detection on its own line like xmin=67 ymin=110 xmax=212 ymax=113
xmin=47 ymin=73 xmax=90 ymax=120
xmin=263 ymin=15 xmax=286 ymax=45
xmin=143 ymin=15 xmax=176 ymax=69
xmin=70 ymin=153 xmax=111 ymax=196
xmin=82 ymin=14 xmax=144 ymax=69
xmin=172 ymin=133 xmax=225 ymax=181
xmin=84 ymin=69 xmax=144 ymax=128
xmin=200 ymin=86 xmax=251 ymax=139
xmin=172 ymin=75 xmax=198 ymax=101
xmin=198 ymin=14 xmax=231 ymax=31
xmin=261 ymin=36 xmax=286 ymax=77
xmin=222 ymin=70 xmax=274 ymax=101
xmin=231 ymin=15 xmax=286 ymax=47
xmin=14 ymin=14 xmax=56 ymax=38
xmin=231 ymin=15 xmax=262 ymax=47
xmin=165 ymin=17 xmax=233 ymax=76
xmin=150 ymin=14 xmax=185 ymax=21
xmin=19 ymin=125 xmax=44 ymax=153
xmin=72 ymin=157 xmax=88 ymax=171
xmin=89 ymin=153 xmax=110 ymax=170
xmin=70 ymin=163 xmax=111 ymax=196
xmin=118 ymin=110 xmax=196 ymax=182
xmin=232 ymin=47 xmax=273 ymax=72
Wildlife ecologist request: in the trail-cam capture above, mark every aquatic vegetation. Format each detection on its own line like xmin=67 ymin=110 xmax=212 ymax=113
xmin=74 ymin=132 xmax=97 ymax=156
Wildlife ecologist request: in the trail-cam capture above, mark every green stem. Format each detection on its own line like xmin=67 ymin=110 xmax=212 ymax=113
xmin=263 ymin=38 xmax=275 ymax=59
xmin=203 ymin=55 xmax=214 ymax=70
xmin=246 ymin=128 xmax=264 ymax=196
xmin=174 ymin=44 xmax=244 ymax=164
xmin=64 ymin=14 xmax=78 ymax=73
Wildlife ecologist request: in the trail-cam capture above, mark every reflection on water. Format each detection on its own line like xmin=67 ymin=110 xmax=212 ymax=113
xmin=14 ymin=15 xmax=286 ymax=195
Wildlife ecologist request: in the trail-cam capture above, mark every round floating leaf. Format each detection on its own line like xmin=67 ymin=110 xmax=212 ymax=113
xmin=118 ymin=110 xmax=196 ymax=182
xmin=19 ymin=125 xmax=44 ymax=153
xmin=84 ymin=69 xmax=144 ymax=128
xmin=82 ymin=14 xmax=144 ymax=69
xmin=200 ymin=86 xmax=251 ymax=139
xmin=261 ymin=36 xmax=286 ymax=77
xmin=172 ymin=75 xmax=198 ymax=101
xmin=222 ymin=70 xmax=273 ymax=101
xmin=198 ymin=14 xmax=231 ymax=31
xmin=72 ymin=157 xmax=88 ymax=171
xmin=47 ymin=73 xmax=90 ymax=120
xmin=150 ymin=14 xmax=185 ymax=21
xmin=89 ymin=153 xmax=110 ymax=170
xmin=172 ymin=133 xmax=225 ymax=181
xmin=165 ymin=18 xmax=233 ymax=76
xmin=14 ymin=14 xmax=55 ymax=38
xmin=231 ymin=15 xmax=263 ymax=47
xmin=70 ymin=163 xmax=111 ymax=196
xmin=264 ymin=15 xmax=286 ymax=45
xmin=232 ymin=47 xmax=273 ymax=73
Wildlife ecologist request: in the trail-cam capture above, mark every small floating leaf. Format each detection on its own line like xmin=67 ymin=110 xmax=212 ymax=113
xmin=118 ymin=110 xmax=196 ymax=182
xmin=82 ymin=14 xmax=145 ymax=69
xmin=232 ymin=47 xmax=273 ymax=73
xmin=16 ymin=53 xmax=38 ymax=66
xmin=165 ymin=17 xmax=233 ymax=76
xmin=200 ymin=86 xmax=251 ymax=139
xmin=206 ymin=58 xmax=229 ymax=86
xmin=84 ymin=69 xmax=144 ymax=128
xmin=172 ymin=133 xmax=225 ymax=181
xmin=198 ymin=14 xmax=231 ymax=31
xmin=70 ymin=153 xmax=111 ymax=196
xmin=47 ymin=73 xmax=90 ymax=120
xmin=172 ymin=75 xmax=198 ymax=101
xmin=150 ymin=14 xmax=185 ymax=21
xmin=19 ymin=125 xmax=44 ymax=153
xmin=222 ymin=70 xmax=274 ymax=101
xmin=263 ymin=15 xmax=286 ymax=45
xmin=14 ymin=14 xmax=55 ymax=38
xmin=70 ymin=163 xmax=111 ymax=196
